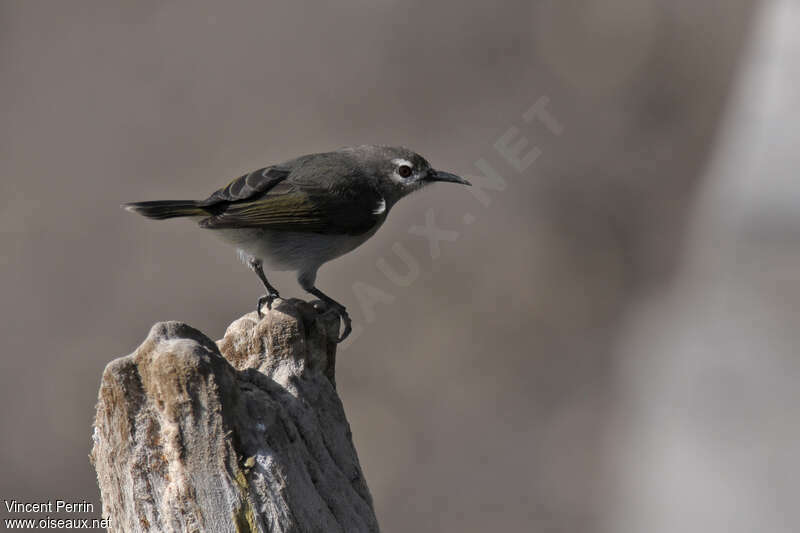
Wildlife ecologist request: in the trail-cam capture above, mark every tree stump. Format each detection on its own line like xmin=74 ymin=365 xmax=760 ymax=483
xmin=90 ymin=299 xmax=379 ymax=533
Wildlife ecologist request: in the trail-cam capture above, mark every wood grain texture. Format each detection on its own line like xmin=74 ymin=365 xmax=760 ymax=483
xmin=90 ymin=299 xmax=378 ymax=533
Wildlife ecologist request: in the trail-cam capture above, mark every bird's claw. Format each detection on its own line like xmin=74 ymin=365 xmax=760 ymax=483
xmin=336 ymin=307 xmax=352 ymax=343
xmin=318 ymin=303 xmax=351 ymax=343
xmin=256 ymin=292 xmax=280 ymax=319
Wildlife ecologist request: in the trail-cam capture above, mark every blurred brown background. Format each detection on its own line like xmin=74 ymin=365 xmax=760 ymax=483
xmin=3 ymin=0 xmax=799 ymax=531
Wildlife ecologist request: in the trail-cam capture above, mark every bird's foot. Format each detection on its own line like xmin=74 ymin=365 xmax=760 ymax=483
xmin=256 ymin=292 xmax=280 ymax=319
xmin=314 ymin=302 xmax=352 ymax=343
xmin=334 ymin=306 xmax=352 ymax=343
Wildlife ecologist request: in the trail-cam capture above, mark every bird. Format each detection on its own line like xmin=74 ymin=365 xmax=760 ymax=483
xmin=123 ymin=145 xmax=471 ymax=342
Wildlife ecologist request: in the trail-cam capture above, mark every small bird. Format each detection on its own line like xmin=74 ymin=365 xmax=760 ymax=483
xmin=124 ymin=145 xmax=470 ymax=342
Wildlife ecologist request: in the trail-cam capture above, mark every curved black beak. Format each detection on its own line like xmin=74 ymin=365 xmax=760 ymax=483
xmin=426 ymin=169 xmax=471 ymax=186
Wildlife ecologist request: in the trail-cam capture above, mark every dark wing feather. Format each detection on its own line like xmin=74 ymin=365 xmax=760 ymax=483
xmin=199 ymin=180 xmax=383 ymax=235
xmin=199 ymin=165 xmax=292 ymax=207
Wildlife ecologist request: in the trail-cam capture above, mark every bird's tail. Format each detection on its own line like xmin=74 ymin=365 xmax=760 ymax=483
xmin=122 ymin=200 xmax=208 ymax=220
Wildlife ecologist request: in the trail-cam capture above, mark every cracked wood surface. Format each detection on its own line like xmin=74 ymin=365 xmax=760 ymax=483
xmin=90 ymin=299 xmax=379 ymax=533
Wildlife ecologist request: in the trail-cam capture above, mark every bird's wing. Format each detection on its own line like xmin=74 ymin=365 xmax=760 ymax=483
xmin=199 ymin=180 xmax=384 ymax=235
xmin=199 ymin=165 xmax=292 ymax=206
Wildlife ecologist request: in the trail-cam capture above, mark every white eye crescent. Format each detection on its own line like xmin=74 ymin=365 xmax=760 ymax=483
xmin=391 ymin=158 xmax=414 ymax=181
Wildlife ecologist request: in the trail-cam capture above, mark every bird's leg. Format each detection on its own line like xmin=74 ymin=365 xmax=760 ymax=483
xmin=298 ymin=270 xmax=351 ymax=342
xmin=248 ymin=258 xmax=280 ymax=318
xmin=306 ymin=286 xmax=352 ymax=343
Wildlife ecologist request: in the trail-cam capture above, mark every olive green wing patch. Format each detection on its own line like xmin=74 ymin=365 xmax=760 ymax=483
xmin=199 ymin=186 xmax=383 ymax=235
xmin=199 ymin=166 xmax=291 ymax=206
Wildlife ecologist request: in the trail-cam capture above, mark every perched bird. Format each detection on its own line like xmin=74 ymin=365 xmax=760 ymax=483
xmin=124 ymin=145 xmax=470 ymax=342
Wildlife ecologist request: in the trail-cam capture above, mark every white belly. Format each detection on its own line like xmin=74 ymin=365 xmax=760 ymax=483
xmin=211 ymin=225 xmax=381 ymax=273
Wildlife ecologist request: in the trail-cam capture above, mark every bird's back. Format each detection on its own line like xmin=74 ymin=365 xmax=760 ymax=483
xmin=198 ymin=151 xmax=384 ymax=236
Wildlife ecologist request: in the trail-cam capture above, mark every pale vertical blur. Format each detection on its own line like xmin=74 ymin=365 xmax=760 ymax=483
xmin=610 ymin=1 xmax=800 ymax=531
xmin=0 ymin=0 xmax=786 ymax=532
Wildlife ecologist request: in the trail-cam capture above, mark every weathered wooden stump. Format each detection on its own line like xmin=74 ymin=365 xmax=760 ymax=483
xmin=90 ymin=299 xmax=378 ymax=533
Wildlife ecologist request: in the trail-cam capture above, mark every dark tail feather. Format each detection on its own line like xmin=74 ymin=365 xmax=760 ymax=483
xmin=122 ymin=200 xmax=207 ymax=220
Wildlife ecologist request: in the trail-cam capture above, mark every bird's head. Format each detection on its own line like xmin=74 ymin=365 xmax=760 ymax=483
xmin=340 ymin=145 xmax=470 ymax=205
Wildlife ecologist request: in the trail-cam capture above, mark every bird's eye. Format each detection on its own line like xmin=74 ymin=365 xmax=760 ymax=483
xmin=398 ymin=165 xmax=413 ymax=178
